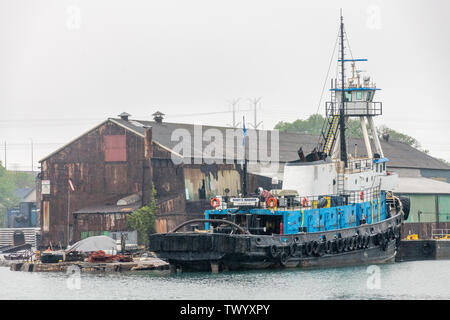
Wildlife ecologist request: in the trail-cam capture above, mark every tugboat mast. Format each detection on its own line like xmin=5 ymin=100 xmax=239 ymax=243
xmin=339 ymin=12 xmax=348 ymax=168
xmin=242 ymin=116 xmax=248 ymax=196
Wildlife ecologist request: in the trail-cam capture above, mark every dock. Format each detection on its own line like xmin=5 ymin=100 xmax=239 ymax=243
xmin=1 ymin=257 xmax=169 ymax=273
xmin=396 ymin=240 xmax=450 ymax=262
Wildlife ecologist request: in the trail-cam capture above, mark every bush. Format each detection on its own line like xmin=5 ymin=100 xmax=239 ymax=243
xmin=127 ymin=184 xmax=157 ymax=246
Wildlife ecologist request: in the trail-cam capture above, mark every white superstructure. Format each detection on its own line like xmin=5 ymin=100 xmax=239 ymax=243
xmin=281 ymin=33 xmax=398 ymax=198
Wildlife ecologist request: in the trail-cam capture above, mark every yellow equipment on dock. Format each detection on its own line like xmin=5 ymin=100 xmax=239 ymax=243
xmin=434 ymin=235 xmax=450 ymax=240
xmin=406 ymin=234 xmax=419 ymax=240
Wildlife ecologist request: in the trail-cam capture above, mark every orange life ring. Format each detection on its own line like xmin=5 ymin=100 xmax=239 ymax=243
xmin=360 ymin=191 xmax=364 ymax=200
xmin=210 ymin=197 xmax=220 ymax=208
xmin=302 ymin=197 xmax=308 ymax=207
xmin=266 ymin=197 xmax=277 ymax=208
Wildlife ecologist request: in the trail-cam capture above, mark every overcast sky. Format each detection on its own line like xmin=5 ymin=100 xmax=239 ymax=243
xmin=1 ymin=0 xmax=449 ymax=171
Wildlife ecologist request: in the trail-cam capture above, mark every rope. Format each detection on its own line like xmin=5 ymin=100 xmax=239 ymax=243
xmin=315 ymin=29 xmax=340 ymax=115
xmin=344 ymin=28 xmax=355 ymax=61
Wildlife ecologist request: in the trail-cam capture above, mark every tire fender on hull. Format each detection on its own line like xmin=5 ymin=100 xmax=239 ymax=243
xmin=325 ymin=241 xmax=332 ymax=254
xmin=336 ymin=238 xmax=344 ymax=253
xmin=312 ymin=241 xmax=324 ymax=257
xmin=268 ymin=245 xmax=279 ymax=258
xmin=363 ymin=235 xmax=370 ymax=248
xmin=279 ymin=252 xmax=289 ymax=266
xmin=289 ymin=243 xmax=297 ymax=256
xmin=399 ymin=196 xmax=410 ymax=221
xmin=305 ymin=241 xmax=314 ymax=256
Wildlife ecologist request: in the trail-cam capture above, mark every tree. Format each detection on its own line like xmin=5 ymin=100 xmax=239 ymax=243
xmin=275 ymin=114 xmax=363 ymax=138
xmin=437 ymin=158 xmax=450 ymax=166
xmin=377 ymin=125 xmax=421 ymax=149
xmin=275 ymin=114 xmax=421 ymax=148
xmin=274 ymin=114 xmax=326 ymax=135
xmin=0 ymin=162 xmax=20 ymax=208
xmin=10 ymin=171 xmax=36 ymax=189
xmin=127 ymin=184 xmax=157 ymax=246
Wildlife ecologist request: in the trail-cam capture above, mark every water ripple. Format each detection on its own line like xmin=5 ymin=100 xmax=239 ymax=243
xmin=1 ymin=260 xmax=450 ymax=300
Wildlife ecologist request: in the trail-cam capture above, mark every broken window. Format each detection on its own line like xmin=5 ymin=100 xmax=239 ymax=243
xmin=198 ymin=179 xmax=206 ymax=199
xmin=104 ymin=135 xmax=127 ymax=162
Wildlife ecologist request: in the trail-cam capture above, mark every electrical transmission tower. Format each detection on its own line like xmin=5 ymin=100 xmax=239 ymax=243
xmin=227 ymin=98 xmax=241 ymax=128
xmin=249 ymin=97 xmax=263 ymax=129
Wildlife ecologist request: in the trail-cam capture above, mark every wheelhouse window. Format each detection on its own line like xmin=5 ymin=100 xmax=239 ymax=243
xmin=344 ymin=91 xmax=352 ymax=102
xmin=356 ymin=91 xmax=363 ymax=100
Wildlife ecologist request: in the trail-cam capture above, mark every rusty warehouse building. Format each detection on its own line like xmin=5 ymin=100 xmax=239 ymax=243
xmin=37 ymin=112 xmax=450 ymax=247
xmin=37 ymin=112 xmax=275 ymax=247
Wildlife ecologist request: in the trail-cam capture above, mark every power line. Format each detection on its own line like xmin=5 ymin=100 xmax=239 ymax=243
xmin=0 ymin=142 xmax=64 ymax=146
xmin=344 ymin=30 xmax=355 ymax=61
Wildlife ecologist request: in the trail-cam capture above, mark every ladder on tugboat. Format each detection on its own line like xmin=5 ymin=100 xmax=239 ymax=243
xmin=323 ymin=115 xmax=340 ymax=155
xmin=337 ymin=172 xmax=345 ymax=194
xmin=316 ymin=77 xmax=340 ymax=157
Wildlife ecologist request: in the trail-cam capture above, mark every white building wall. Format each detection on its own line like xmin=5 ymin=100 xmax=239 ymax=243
xmin=282 ymin=162 xmax=337 ymax=196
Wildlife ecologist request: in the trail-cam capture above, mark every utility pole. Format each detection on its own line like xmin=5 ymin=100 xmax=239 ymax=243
xmin=67 ymin=179 xmax=75 ymax=248
xmin=3 ymin=141 xmax=6 ymax=169
xmin=249 ymin=97 xmax=263 ymax=129
xmin=232 ymin=98 xmax=240 ymax=128
xmin=68 ymin=186 xmax=70 ymax=247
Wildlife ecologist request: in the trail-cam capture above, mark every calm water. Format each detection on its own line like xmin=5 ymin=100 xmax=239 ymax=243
xmin=1 ymin=260 xmax=450 ymax=300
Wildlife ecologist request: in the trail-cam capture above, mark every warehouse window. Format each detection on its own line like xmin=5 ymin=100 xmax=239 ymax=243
xmin=104 ymin=135 xmax=127 ymax=162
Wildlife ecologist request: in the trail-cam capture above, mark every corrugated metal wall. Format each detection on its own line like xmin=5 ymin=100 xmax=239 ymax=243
xmin=439 ymin=195 xmax=450 ymax=222
xmin=401 ymin=194 xmax=450 ymax=239
xmin=403 ymin=194 xmax=450 ymax=223
xmin=407 ymin=195 xmax=437 ymax=223
xmin=0 ymin=228 xmax=40 ymax=247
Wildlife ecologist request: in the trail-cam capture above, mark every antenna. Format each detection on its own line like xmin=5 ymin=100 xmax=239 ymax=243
xmin=242 ymin=116 xmax=247 ymax=196
xmin=339 ymin=11 xmax=348 ymax=168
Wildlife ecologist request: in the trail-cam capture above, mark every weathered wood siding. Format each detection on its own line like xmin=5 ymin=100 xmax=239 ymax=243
xmin=152 ymin=158 xmax=187 ymax=233
xmin=39 ymin=121 xmax=147 ymax=246
xmin=75 ymin=213 xmax=130 ymax=234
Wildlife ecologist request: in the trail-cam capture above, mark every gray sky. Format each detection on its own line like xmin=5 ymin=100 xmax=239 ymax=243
xmin=1 ymin=0 xmax=449 ymax=171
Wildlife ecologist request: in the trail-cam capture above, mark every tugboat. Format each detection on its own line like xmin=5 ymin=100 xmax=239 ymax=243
xmin=148 ymin=14 xmax=410 ymax=272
